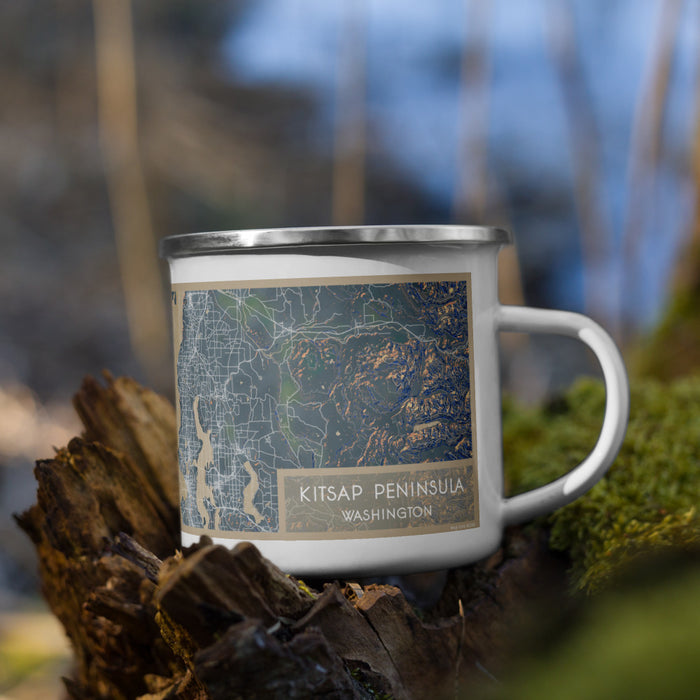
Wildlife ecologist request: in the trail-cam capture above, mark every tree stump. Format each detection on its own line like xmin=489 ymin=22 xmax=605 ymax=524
xmin=16 ymin=373 xmax=566 ymax=699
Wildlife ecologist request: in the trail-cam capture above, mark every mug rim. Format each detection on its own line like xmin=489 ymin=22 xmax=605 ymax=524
xmin=159 ymin=225 xmax=512 ymax=259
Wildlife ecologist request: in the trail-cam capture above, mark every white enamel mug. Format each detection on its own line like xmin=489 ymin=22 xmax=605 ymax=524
xmin=160 ymin=226 xmax=629 ymax=576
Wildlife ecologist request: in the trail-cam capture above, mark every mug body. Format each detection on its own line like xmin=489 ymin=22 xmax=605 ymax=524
xmin=161 ymin=226 xmax=511 ymax=576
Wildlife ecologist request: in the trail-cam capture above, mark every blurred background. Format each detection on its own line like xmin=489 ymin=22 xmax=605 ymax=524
xmin=0 ymin=0 xmax=699 ymax=695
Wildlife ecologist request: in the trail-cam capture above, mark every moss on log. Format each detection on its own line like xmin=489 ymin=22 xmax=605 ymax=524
xmin=16 ymin=371 xmax=700 ymax=697
xmin=16 ymin=373 xmax=567 ymax=699
xmin=503 ymin=376 xmax=700 ymax=593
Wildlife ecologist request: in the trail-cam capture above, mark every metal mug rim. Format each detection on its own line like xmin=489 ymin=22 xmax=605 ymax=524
xmin=159 ymin=225 xmax=513 ymax=258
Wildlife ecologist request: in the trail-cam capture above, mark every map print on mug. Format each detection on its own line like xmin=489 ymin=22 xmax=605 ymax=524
xmin=173 ymin=274 xmax=478 ymax=540
xmin=161 ymin=225 xmax=629 ymax=576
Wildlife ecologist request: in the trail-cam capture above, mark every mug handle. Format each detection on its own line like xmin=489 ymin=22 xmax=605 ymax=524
xmin=496 ymin=305 xmax=629 ymax=525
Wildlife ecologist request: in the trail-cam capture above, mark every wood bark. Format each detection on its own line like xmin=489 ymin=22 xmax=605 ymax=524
xmin=16 ymin=373 xmax=566 ymax=699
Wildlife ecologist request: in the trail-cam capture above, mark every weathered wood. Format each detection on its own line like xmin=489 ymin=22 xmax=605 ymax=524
xmin=292 ymin=583 xmax=404 ymax=696
xmin=195 ymin=620 xmax=361 ymax=699
xmin=16 ymin=373 xmax=183 ymax=700
xmin=73 ymin=371 xmax=181 ymax=525
xmin=155 ymin=541 xmax=316 ymax=647
xmin=16 ymin=374 xmax=567 ymax=699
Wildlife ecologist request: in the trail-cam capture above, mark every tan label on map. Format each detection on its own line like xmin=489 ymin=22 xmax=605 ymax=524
xmin=278 ymin=461 xmax=477 ymax=539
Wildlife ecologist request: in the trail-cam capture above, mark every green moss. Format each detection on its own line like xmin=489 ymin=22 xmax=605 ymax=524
xmin=503 ymin=376 xmax=700 ymax=593
xmin=632 ymin=284 xmax=700 ymax=381
xmin=288 ymin=576 xmax=318 ymax=599
xmin=481 ymin=563 xmax=700 ymax=700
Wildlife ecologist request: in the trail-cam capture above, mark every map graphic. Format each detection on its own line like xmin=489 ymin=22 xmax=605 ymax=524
xmin=174 ymin=276 xmax=475 ymax=536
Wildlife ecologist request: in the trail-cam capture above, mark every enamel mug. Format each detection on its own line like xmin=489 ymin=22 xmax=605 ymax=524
xmin=160 ymin=226 xmax=629 ymax=576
